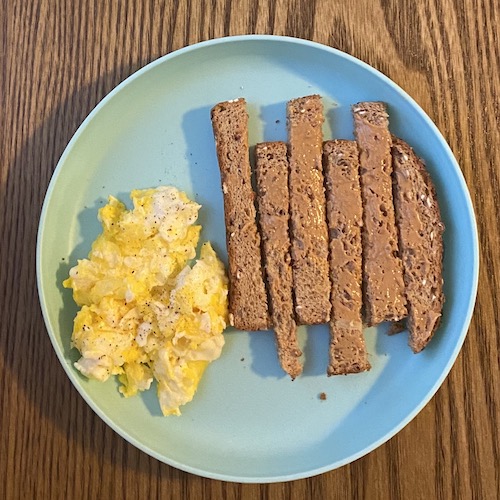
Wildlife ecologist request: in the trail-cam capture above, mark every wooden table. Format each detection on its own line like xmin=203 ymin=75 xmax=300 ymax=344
xmin=2 ymin=1 xmax=499 ymax=498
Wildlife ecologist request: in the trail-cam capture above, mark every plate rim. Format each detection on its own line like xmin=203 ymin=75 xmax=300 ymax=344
xmin=36 ymin=34 xmax=479 ymax=483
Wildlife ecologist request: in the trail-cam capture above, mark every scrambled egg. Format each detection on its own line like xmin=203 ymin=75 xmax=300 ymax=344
xmin=63 ymin=186 xmax=228 ymax=416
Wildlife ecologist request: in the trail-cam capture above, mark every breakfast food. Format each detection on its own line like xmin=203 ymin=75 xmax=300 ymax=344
xmin=207 ymin=95 xmax=446 ymax=378
xmin=255 ymin=142 xmax=302 ymax=379
xmin=63 ymin=187 xmax=228 ymax=416
xmin=353 ymin=102 xmax=407 ymax=325
xmin=391 ymin=137 xmax=445 ymax=352
xmin=323 ymin=140 xmax=370 ymax=375
xmin=211 ymin=98 xmax=270 ymax=331
xmin=287 ymin=95 xmax=331 ymax=325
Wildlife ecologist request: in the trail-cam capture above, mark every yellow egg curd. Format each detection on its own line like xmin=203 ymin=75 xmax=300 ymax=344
xmin=63 ymin=186 xmax=228 ymax=416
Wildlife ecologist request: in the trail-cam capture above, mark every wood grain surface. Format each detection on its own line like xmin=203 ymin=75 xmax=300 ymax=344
xmin=1 ymin=0 xmax=499 ymax=498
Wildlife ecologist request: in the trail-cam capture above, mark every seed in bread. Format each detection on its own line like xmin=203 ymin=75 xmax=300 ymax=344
xmin=255 ymin=142 xmax=302 ymax=378
xmin=391 ymin=137 xmax=445 ymax=352
xmin=287 ymin=95 xmax=331 ymax=325
xmin=211 ymin=98 xmax=269 ymax=331
xmin=324 ymin=140 xmax=370 ymax=375
xmin=352 ymin=102 xmax=407 ymax=325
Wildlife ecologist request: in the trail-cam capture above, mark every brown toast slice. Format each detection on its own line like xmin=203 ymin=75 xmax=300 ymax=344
xmin=323 ymin=140 xmax=370 ymax=375
xmin=352 ymin=102 xmax=407 ymax=325
xmin=211 ymin=98 xmax=269 ymax=331
xmin=255 ymin=142 xmax=303 ymax=378
xmin=287 ymin=95 xmax=331 ymax=325
xmin=391 ymin=137 xmax=445 ymax=352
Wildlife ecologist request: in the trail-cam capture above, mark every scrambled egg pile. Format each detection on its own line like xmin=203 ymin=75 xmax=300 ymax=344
xmin=63 ymin=186 xmax=228 ymax=416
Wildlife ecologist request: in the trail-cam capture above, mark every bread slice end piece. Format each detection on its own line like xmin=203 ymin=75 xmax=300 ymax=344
xmin=391 ymin=136 xmax=445 ymax=353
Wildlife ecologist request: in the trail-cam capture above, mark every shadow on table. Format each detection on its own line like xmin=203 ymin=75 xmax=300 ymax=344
xmin=0 ymin=64 xmax=202 ymax=481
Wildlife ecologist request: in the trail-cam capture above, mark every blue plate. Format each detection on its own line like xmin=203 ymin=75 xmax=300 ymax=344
xmin=36 ymin=35 xmax=479 ymax=482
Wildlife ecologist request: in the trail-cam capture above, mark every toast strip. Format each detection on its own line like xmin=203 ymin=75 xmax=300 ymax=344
xmin=324 ymin=140 xmax=370 ymax=375
xmin=211 ymin=99 xmax=269 ymax=331
xmin=352 ymin=102 xmax=407 ymax=325
xmin=391 ymin=137 xmax=445 ymax=352
xmin=287 ymin=95 xmax=331 ymax=325
xmin=255 ymin=142 xmax=302 ymax=378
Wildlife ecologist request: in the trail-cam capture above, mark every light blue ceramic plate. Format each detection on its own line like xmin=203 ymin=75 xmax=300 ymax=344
xmin=37 ymin=35 xmax=479 ymax=482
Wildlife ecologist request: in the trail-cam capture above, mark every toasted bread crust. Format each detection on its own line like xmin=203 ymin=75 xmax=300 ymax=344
xmin=255 ymin=142 xmax=302 ymax=378
xmin=391 ymin=137 xmax=445 ymax=352
xmin=211 ymin=99 xmax=269 ymax=331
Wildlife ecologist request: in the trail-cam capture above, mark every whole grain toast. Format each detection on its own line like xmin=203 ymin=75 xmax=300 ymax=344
xmin=352 ymin=102 xmax=407 ymax=325
xmin=255 ymin=142 xmax=302 ymax=378
xmin=324 ymin=140 xmax=370 ymax=375
xmin=287 ymin=95 xmax=331 ymax=325
xmin=211 ymin=98 xmax=269 ymax=331
xmin=391 ymin=137 xmax=445 ymax=352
